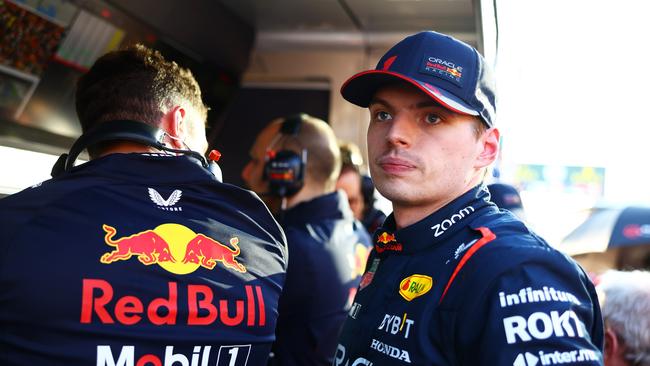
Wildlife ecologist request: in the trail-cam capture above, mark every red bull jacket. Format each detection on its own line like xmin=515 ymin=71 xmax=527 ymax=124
xmin=269 ymin=191 xmax=372 ymax=366
xmin=0 ymin=153 xmax=288 ymax=366
xmin=334 ymin=185 xmax=604 ymax=366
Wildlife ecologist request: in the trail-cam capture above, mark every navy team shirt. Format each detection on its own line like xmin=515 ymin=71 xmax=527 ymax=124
xmin=0 ymin=153 xmax=288 ymax=366
xmin=335 ymin=185 xmax=603 ymax=365
xmin=271 ymin=191 xmax=372 ymax=366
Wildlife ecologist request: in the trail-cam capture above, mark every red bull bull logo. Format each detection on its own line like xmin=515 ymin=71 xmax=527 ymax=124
xmin=100 ymin=224 xmax=246 ymax=274
xmin=376 ymin=232 xmax=396 ymax=244
xmin=374 ymin=232 xmax=402 ymax=253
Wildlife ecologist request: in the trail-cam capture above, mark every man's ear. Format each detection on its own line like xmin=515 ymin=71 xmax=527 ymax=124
xmin=604 ymin=327 xmax=623 ymax=364
xmin=475 ymin=127 xmax=500 ymax=169
xmin=162 ymin=106 xmax=186 ymax=149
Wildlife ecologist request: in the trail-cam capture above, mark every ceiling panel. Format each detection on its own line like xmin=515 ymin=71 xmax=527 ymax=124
xmin=221 ymin=0 xmax=478 ymax=39
xmin=219 ymin=0 xmax=357 ymax=31
xmin=347 ymin=0 xmax=475 ymax=33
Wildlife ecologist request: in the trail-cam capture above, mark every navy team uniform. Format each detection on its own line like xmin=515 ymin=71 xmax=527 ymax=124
xmin=0 ymin=153 xmax=288 ymax=366
xmin=335 ymin=185 xmax=603 ymax=366
xmin=271 ymin=191 xmax=372 ymax=366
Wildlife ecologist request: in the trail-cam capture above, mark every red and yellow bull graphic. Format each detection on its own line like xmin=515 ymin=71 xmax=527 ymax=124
xmin=377 ymin=232 xmax=396 ymax=244
xmin=374 ymin=231 xmax=403 ymax=253
xmin=81 ymin=279 xmax=266 ymax=327
xmin=399 ymin=274 xmax=433 ymax=301
xmin=100 ymin=224 xmax=246 ymax=274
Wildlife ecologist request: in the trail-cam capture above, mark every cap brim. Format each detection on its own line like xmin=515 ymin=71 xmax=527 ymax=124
xmin=340 ymin=70 xmax=479 ymax=117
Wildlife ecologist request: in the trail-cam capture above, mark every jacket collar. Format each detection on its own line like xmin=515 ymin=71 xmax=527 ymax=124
xmin=372 ymin=185 xmax=493 ymax=255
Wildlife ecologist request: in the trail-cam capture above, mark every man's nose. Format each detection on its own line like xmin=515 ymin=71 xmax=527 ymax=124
xmin=385 ymin=115 xmax=413 ymax=147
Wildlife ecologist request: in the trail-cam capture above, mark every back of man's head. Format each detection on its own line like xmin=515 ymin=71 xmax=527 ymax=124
xmin=75 ymin=44 xmax=208 ymax=134
xmin=598 ymin=270 xmax=650 ymax=366
xmin=277 ymin=114 xmax=341 ymax=192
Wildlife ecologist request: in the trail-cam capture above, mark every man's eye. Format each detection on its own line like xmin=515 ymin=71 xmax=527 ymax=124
xmin=425 ymin=114 xmax=442 ymax=124
xmin=375 ymin=111 xmax=392 ymax=121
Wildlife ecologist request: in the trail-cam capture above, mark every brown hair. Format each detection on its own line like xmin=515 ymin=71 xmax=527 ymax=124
xmin=75 ymin=44 xmax=208 ymax=133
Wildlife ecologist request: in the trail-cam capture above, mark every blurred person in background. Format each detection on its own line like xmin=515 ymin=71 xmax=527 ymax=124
xmin=361 ymin=174 xmax=387 ymax=234
xmin=336 ymin=140 xmax=366 ymax=220
xmin=597 ymin=270 xmax=650 ymax=366
xmin=242 ymin=114 xmax=372 ymax=365
xmin=487 ymin=182 xmax=526 ymax=221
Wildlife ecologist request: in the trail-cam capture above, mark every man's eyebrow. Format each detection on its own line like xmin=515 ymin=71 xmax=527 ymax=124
xmin=369 ymin=97 xmax=389 ymax=107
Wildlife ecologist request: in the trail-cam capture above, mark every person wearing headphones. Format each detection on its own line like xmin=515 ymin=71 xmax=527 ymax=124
xmin=0 ymin=45 xmax=287 ymax=365
xmin=241 ymin=114 xmax=372 ymax=365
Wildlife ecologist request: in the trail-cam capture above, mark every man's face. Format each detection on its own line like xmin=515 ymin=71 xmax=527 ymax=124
xmin=241 ymin=123 xmax=280 ymax=194
xmin=336 ymin=169 xmax=365 ymax=220
xmin=367 ymin=82 xmax=486 ymax=214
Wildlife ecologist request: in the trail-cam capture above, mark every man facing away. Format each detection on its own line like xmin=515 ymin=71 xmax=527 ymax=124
xmin=242 ymin=114 xmax=372 ymax=365
xmin=0 ymin=45 xmax=287 ymax=365
xmin=334 ymin=31 xmax=604 ymax=365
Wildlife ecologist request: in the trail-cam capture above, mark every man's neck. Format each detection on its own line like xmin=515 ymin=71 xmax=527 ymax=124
xmin=392 ymin=198 xmax=453 ymax=229
xmin=97 ymin=142 xmax=158 ymax=158
xmin=285 ymin=184 xmax=330 ymax=210
xmin=392 ymin=177 xmax=483 ymax=229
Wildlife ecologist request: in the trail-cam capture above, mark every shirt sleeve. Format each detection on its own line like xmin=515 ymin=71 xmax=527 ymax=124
xmin=454 ymin=252 xmax=604 ymax=366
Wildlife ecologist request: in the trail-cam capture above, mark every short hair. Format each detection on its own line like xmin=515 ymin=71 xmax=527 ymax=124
xmin=598 ymin=270 xmax=650 ymax=366
xmin=275 ymin=114 xmax=341 ymax=189
xmin=339 ymin=140 xmax=364 ymax=169
xmin=75 ymin=44 xmax=208 ymax=133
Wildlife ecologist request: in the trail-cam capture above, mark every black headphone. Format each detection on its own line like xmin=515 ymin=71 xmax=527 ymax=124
xmin=263 ymin=114 xmax=308 ymax=198
xmin=51 ymin=119 xmax=221 ymax=179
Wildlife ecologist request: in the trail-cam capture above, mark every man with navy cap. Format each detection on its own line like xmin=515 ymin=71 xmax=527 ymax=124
xmin=334 ymin=31 xmax=604 ymax=365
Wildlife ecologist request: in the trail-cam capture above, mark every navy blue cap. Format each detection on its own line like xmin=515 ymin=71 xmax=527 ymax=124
xmin=341 ymin=31 xmax=496 ymax=127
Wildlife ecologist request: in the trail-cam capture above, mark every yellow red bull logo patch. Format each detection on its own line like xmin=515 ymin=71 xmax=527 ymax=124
xmin=399 ymin=274 xmax=433 ymax=301
xmin=377 ymin=232 xmax=396 ymax=244
xmin=374 ymin=231 xmax=403 ymax=253
xmin=100 ymin=224 xmax=246 ymax=274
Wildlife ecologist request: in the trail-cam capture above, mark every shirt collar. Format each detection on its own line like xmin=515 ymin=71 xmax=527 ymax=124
xmin=68 ymin=153 xmax=217 ymax=183
xmin=372 ymin=184 xmax=493 ymax=255
xmin=281 ymin=191 xmax=352 ymax=225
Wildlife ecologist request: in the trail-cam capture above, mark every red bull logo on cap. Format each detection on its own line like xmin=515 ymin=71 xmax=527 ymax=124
xmin=100 ymin=224 xmax=246 ymax=274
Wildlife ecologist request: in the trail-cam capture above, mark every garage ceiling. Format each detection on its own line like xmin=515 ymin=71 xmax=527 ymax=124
xmin=218 ymin=0 xmax=481 ymax=51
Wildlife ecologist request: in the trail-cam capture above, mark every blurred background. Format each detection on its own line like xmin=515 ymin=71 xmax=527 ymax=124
xmin=1 ymin=0 xmax=649 ymax=274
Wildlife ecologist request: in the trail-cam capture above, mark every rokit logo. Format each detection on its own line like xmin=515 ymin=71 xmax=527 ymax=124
xmin=503 ymin=310 xmax=586 ymax=344
xmin=378 ymin=313 xmax=414 ymax=339
xmin=97 ymin=344 xmax=251 ymax=366
xmin=513 ymin=348 xmax=599 ymax=366
xmin=431 ymin=206 xmax=475 ymax=237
